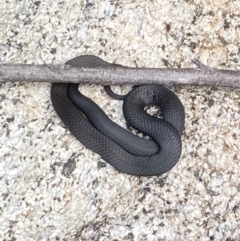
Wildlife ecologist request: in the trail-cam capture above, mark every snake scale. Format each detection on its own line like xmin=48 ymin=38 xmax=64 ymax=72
xmin=51 ymin=55 xmax=185 ymax=176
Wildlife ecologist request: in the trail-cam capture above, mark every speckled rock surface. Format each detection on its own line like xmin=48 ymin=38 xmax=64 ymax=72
xmin=0 ymin=0 xmax=240 ymax=240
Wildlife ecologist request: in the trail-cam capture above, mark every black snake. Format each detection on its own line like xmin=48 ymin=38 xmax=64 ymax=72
xmin=51 ymin=55 xmax=185 ymax=176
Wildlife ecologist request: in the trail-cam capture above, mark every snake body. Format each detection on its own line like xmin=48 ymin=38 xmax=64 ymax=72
xmin=51 ymin=55 xmax=185 ymax=176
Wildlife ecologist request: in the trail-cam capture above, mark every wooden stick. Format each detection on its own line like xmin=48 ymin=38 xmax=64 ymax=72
xmin=0 ymin=57 xmax=239 ymax=87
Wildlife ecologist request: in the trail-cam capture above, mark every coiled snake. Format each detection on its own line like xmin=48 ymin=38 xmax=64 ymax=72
xmin=51 ymin=55 xmax=185 ymax=176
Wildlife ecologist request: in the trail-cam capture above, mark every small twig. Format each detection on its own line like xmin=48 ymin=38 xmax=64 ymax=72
xmin=162 ymin=59 xmax=173 ymax=68
xmin=191 ymin=59 xmax=210 ymax=69
xmin=0 ymin=56 xmax=240 ymax=88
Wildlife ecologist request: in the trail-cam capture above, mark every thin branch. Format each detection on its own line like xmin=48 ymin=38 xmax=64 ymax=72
xmin=0 ymin=58 xmax=240 ymax=88
xmin=192 ymin=59 xmax=210 ymax=69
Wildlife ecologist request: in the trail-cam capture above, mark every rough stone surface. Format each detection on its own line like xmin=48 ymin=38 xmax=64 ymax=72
xmin=0 ymin=0 xmax=239 ymax=240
